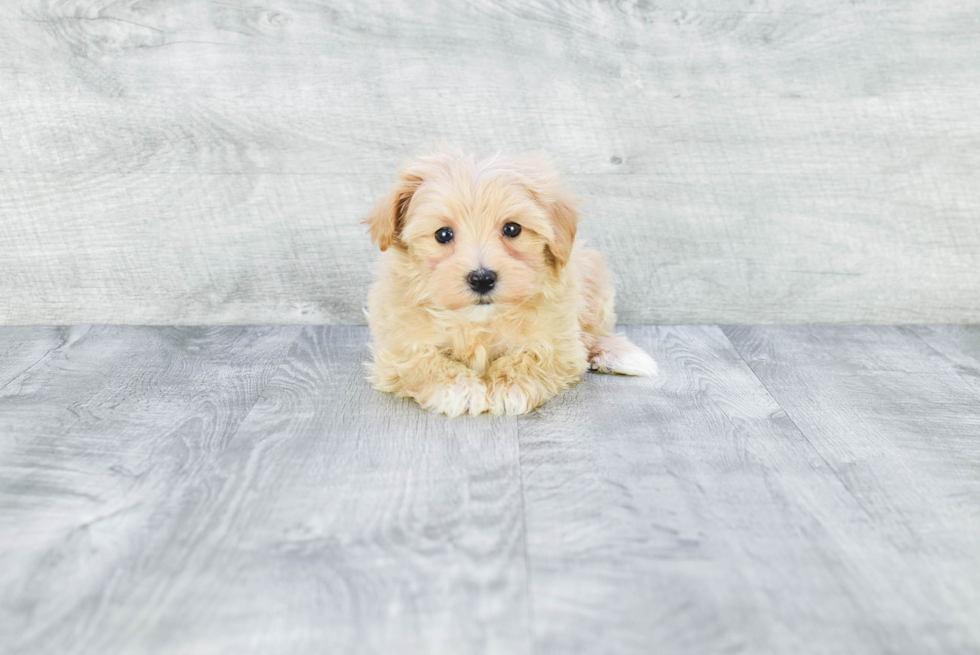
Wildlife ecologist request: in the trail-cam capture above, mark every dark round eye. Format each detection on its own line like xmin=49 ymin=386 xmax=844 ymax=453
xmin=502 ymin=222 xmax=522 ymax=238
xmin=434 ymin=227 xmax=454 ymax=244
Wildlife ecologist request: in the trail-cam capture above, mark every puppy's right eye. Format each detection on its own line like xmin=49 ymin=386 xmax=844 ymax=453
xmin=435 ymin=227 xmax=454 ymax=244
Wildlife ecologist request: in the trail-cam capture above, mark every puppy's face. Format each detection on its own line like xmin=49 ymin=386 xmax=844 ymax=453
xmin=365 ymin=150 xmax=578 ymax=314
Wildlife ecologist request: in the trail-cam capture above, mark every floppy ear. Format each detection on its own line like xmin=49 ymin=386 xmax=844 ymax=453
xmin=544 ymin=189 xmax=579 ymax=268
xmin=363 ymin=168 xmax=424 ymax=251
xmin=516 ymin=155 xmax=579 ymax=268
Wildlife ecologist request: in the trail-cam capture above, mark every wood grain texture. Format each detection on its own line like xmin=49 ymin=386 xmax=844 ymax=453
xmin=2 ymin=1 xmax=979 ymax=324
xmin=118 ymin=325 xmax=529 ymax=655
xmin=723 ymin=325 xmax=980 ymax=654
xmin=907 ymin=326 xmax=980 ymax=396
xmin=0 ymin=326 xmax=530 ymax=655
xmin=0 ymin=327 xmax=68 ymax=390
xmin=0 ymin=325 xmax=303 ymax=655
xmin=2 ymin=325 xmax=980 ymax=653
xmin=520 ymin=325 xmax=980 ymax=654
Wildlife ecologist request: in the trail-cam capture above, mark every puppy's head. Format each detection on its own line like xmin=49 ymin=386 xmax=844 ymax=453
xmin=365 ymin=148 xmax=578 ymax=313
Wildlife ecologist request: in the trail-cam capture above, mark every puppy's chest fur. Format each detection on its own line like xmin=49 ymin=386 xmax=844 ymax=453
xmin=436 ymin=314 xmax=535 ymax=376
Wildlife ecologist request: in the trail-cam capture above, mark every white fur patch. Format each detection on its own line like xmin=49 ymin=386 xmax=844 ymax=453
xmin=589 ymin=335 xmax=659 ymax=377
xmin=488 ymin=383 xmax=532 ymax=415
xmin=424 ymin=376 xmax=488 ymax=416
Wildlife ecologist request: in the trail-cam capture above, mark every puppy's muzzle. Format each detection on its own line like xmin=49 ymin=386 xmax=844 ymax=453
xmin=466 ymin=268 xmax=497 ymax=295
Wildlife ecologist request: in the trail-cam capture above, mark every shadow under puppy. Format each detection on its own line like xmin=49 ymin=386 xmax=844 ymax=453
xmin=364 ymin=148 xmax=657 ymax=416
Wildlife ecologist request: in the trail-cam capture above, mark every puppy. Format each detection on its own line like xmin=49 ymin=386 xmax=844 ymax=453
xmin=364 ymin=148 xmax=657 ymax=416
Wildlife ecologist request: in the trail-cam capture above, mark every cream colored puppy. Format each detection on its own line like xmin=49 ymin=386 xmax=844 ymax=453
xmin=364 ymin=148 xmax=657 ymax=416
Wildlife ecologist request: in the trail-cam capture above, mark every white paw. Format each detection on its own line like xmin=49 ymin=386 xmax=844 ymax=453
xmin=590 ymin=335 xmax=659 ymax=377
xmin=488 ymin=382 xmax=535 ymax=416
xmin=423 ymin=376 xmax=488 ymax=417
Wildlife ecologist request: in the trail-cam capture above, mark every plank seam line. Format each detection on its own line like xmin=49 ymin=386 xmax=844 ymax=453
xmin=718 ymin=327 xmax=878 ymax=523
xmin=514 ymin=414 xmax=537 ymax=655
xmin=903 ymin=326 xmax=980 ymax=391
xmin=219 ymin=326 xmax=304 ymax=449
xmin=0 ymin=329 xmax=71 ymax=394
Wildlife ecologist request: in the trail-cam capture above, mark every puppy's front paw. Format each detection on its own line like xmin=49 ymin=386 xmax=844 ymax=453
xmin=487 ymin=381 xmax=539 ymax=416
xmin=421 ymin=375 xmax=488 ymax=417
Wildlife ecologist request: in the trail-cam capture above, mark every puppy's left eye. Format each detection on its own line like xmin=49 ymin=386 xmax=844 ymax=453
xmin=502 ymin=222 xmax=522 ymax=238
xmin=434 ymin=227 xmax=454 ymax=244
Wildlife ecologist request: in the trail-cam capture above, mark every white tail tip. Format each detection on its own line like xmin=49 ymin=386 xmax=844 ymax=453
xmin=589 ymin=334 xmax=659 ymax=377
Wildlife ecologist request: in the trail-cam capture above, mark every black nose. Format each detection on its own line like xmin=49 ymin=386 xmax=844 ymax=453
xmin=467 ymin=268 xmax=497 ymax=295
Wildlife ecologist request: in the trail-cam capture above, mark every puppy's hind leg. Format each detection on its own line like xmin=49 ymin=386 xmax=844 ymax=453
xmin=575 ymin=247 xmax=658 ymax=377
xmin=589 ymin=334 xmax=659 ymax=377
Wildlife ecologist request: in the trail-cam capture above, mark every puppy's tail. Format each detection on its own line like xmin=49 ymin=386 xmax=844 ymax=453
xmin=589 ymin=334 xmax=659 ymax=377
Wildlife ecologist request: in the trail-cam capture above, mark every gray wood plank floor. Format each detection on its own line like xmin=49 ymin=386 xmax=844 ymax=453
xmin=1 ymin=325 xmax=978 ymax=654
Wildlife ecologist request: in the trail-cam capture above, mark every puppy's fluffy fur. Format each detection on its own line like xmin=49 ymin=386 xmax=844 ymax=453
xmin=364 ymin=148 xmax=657 ymax=416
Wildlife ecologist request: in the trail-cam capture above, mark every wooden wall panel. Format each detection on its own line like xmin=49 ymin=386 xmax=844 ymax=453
xmin=2 ymin=1 xmax=977 ymax=323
